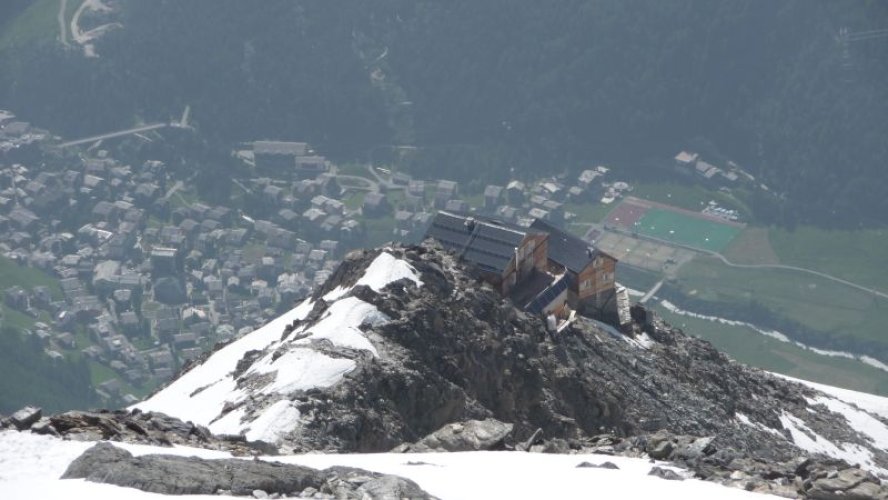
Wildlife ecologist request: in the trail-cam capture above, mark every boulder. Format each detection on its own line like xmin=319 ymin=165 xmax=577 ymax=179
xmin=405 ymin=419 xmax=514 ymax=452
xmin=10 ymin=406 xmax=42 ymax=430
xmin=648 ymin=466 xmax=685 ymax=481
xmin=30 ymin=417 xmax=59 ymax=436
xmin=62 ymin=442 xmax=325 ymax=495
xmin=576 ymin=461 xmax=619 ymax=469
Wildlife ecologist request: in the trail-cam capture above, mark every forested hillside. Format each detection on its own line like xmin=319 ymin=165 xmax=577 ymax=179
xmin=0 ymin=327 xmax=97 ymax=414
xmin=1 ymin=0 xmax=886 ymax=226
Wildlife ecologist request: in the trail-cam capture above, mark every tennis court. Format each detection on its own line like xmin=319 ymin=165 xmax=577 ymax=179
xmin=634 ymin=208 xmax=741 ymax=252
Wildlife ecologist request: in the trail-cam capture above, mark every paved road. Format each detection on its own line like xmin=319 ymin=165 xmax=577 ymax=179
xmin=640 ymin=279 xmax=664 ymax=304
xmin=708 ymin=252 xmax=888 ymax=301
xmin=162 ymin=181 xmax=184 ymax=202
xmin=58 ymin=123 xmax=168 ymax=148
xmin=365 ymin=165 xmax=404 ymax=191
xmin=58 ymin=0 xmax=70 ymax=47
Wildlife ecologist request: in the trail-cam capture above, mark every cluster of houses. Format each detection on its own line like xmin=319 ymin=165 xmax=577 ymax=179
xmin=0 ymin=111 xmax=47 ymax=154
xmin=388 ymin=165 xmax=621 ymax=238
xmin=672 ymin=150 xmax=755 ymax=188
xmin=0 ymin=139 xmax=361 ymax=405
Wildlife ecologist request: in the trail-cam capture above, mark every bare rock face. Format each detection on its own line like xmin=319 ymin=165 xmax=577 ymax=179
xmin=61 ymin=442 xmax=435 ymax=499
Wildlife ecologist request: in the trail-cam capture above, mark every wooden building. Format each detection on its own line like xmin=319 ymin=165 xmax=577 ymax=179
xmin=426 ymin=211 xmax=548 ymax=296
xmin=530 ymin=219 xmax=618 ymax=322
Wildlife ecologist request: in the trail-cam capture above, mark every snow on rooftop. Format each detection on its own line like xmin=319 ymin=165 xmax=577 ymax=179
xmin=0 ymin=431 xmax=774 ymax=500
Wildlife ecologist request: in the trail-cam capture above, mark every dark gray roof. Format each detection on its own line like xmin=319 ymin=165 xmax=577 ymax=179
xmin=426 ymin=211 xmax=534 ymax=274
xmin=254 ymin=141 xmax=308 ymax=156
xmin=530 ymin=218 xmax=611 ymax=273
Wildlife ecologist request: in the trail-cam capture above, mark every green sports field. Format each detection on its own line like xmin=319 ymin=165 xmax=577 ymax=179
xmin=634 ymin=208 xmax=741 ymax=252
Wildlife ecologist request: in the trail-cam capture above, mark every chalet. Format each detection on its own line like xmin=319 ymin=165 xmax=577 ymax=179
xmin=407 ymin=180 xmax=425 ymax=198
xmin=392 ymin=172 xmax=411 ymax=186
xmin=483 ymin=185 xmax=504 ymax=210
xmin=425 ymin=211 xmax=548 ymax=297
xmin=674 ymin=151 xmax=698 ymax=174
xmin=506 ymin=180 xmax=526 ymax=205
xmin=444 ymin=199 xmax=469 ymax=213
xmin=530 ymin=219 xmax=618 ymax=322
xmin=695 ymin=160 xmax=721 ymax=181
xmin=293 ymin=156 xmax=328 ymax=179
xmin=363 ymin=192 xmax=391 ymax=217
xmin=253 ymin=141 xmax=308 ymax=174
xmin=435 ymin=180 xmax=459 ymax=208
xmin=495 ymin=205 xmax=519 ymax=222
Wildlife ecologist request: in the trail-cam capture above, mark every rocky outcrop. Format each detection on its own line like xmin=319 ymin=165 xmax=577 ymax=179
xmin=62 ymin=442 xmax=434 ymax=499
xmin=540 ymin=432 xmax=888 ymax=499
xmin=3 ymin=406 xmax=268 ymax=455
xmin=9 ymin=406 xmax=41 ymax=430
xmin=394 ymin=419 xmax=514 ymax=452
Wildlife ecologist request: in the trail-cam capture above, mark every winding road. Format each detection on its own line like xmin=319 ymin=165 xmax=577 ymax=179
xmin=597 ymin=224 xmax=888 ymax=302
xmin=57 ymin=0 xmax=70 ymax=47
xmin=707 ymin=251 xmax=888 ymax=301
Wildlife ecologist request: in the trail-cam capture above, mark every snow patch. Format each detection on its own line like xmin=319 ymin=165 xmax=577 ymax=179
xmin=133 ymin=299 xmax=315 ymax=426
xmin=357 ymin=250 xmax=423 ymax=291
xmin=245 ymin=400 xmax=302 ymax=444
xmin=292 ymin=296 xmax=389 ymax=356
xmin=773 ymin=374 xmax=888 ymax=420
xmin=734 ymin=413 xmax=785 ymax=438
xmin=809 ymin=396 xmax=888 ymax=450
xmin=248 ymin=347 xmax=356 ymax=396
xmin=324 ymin=251 xmax=422 ymax=301
xmin=779 ymin=412 xmax=885 ymax=474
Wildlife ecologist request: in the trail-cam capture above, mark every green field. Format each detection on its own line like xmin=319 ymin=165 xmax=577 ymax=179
xmin=0 ymin=256 xmax=63 ymax=297
xmin=0 ymin=0 xmax=77 ymax=53
xmin=769 ymin=226 xmax=888 ymax=293
xmin=654 ymin=306 xmax=888 ymax=396
xmin=635 ymin=208 xmax=741 ymax=252
xmin=564 ymin=202 xmax=612 ymax=224
xmin=676 ymin=257 xmax=888 ymax=347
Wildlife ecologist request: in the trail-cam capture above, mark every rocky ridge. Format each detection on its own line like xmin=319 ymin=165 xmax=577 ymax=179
xmin=4 ymin=241 xmax=888 ymax=498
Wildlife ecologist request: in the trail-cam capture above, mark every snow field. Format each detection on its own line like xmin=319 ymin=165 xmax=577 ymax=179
xmin=0 ymin=431 xmax=774 ymax=500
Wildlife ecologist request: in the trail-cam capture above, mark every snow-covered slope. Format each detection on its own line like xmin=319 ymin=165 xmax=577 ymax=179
xmin=0 ymin=430 xmax=773 ymax=500
xmin=778 ymin=374 xmax=888 ymax=420
xmin=134 ymin=250 xmax=423 ymax=440
xmin=770 ymin=373 xmax=888 ymax=475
